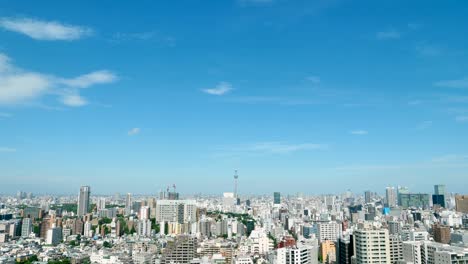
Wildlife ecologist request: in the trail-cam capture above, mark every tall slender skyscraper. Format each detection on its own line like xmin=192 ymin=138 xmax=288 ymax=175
xmin=386 ymin=187 xmax=397 ymax=208
xmin=125 ymin=193 xmax=132 ymax=215
xmin=77 ymin=186 xmax=91 ymax=217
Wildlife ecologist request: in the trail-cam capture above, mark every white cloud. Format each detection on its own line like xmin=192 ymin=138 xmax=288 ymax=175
xmin=202 ymin=82 xmax=233 ymax=95
xmin=0 ymin=17 xmax=92 ymax=41
xmin=350 ymin=130 xmax=368 ymax=135
xmin=128 ymin=127 xmax=141 ymax=136
xmin=0 ymin=72 xmax=51 ymax=104
xmin=376 ymin=29 xmax=400 ymax=40
xmin=0 ymin=147 xmax=16 ymax=152
xmin=434 ymin=77 xmax=468 ymax=89
xmin=61 ymin=94 xmax=88 ymax=107
xmin=0 ymin=53 xmax=117 ymax=107
xmin=60 ymin=70 xmax=117 ymax=88
xmin=455 ymin=116 xmax=468 ymax=123
xmin=306 ymin=76 xmax=321 ymax=84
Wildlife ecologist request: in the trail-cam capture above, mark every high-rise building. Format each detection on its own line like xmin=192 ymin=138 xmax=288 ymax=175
xmin=434 ymin=185 xmax=446 ymax=195
xmin=84 ymin=221 xmax=93 ymax=238
xmin=137 ymin=219 xmax=152 ymax=237
xmin=77 ymin=186 xmax=91 ymax=217
xmin=433 ymin=224 xmax=451 ymax=244
xmin=140 ymin=206 xmax=150 ymax=220
xmin=398 ymin=193 xmax=430 ymax=209
xmin=385 ymin=187 xmax=397 ymax=208
xmin=455 ymin=195 xmax=468 ymax=213
xmin=125 ymin=193 xmax=132 ymax=215
xmin=223 ymin=193 xmax=235 ymax=208
xmin=160 ymin=235 xmax=198 ymax=264
xmin=97 ymin=197 xmax=106 ymax=211
xmin=364 ymin=191 xmax=372 ymax=203
xmin=21 ymin=218 xmax=32 ymax=237
xmin=354 ymin=227 xmax=390 ymax=264
xmin=388 ymin=221 xmax=401 ymax=235
xmin=274 ymin=192 xmax=281 ymax=205
xmin=389 ymin=235 xmax=403 ymax=264
xmin=46 ymin=226 xmax=62 ymax=246
xmin=320 ymin=240 xmax=336 ymax=264
xmin=337 ymin=237 xmax=354 ymax=264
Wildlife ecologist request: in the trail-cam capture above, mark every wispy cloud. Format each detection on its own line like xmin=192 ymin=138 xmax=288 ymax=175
xmin=0 ymin=17 xmax=92 ymax=41
xmin=128 ymin=127 xmax=141 ymax=136
xmin=306 ymin=76 xmax=321 ymax=84
xmin=376 ymin=29 xmax=400 ymax=40
xmin=217 ymin=141 xmax=327 ymax=157
xmin=0 ymin=147 xmax=16 ymax=152
xmin=0 ymin=53 xmax=117 ymax=107
xmin=59 ymin=70 xmax=117 ymax=88
xmin=434 ymin=77 xmax=468 ymax=89
xmin=202 ymin=82 xmax=233 ymax=95
xmin=455 ymin=116 xmax=468 ymax=123
xmin=61 ymin=94 xmax=88 ymax=107
xmin=349 ymin=130 xmax=368 ymax=135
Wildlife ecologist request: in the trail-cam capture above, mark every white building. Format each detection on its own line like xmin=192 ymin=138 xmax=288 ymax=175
xmin=354 ymin=227 xmax=390 ymax=264
xmin=156 ymin=200 xmax=197 ymax=223
xmin=317 ymin=222 xmax=341 ymax=242
xmin=46 ymin=226 xmax=62 ymax=246
xmin=277 ymin=244 xmax=317 ymax=264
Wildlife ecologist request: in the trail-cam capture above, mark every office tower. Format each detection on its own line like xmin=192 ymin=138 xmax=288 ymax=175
xmin=277 ymin=244 xmax=318 ymax=264
xmin=160 ymin=235 xmax=198 ymax=264
xmin=389 ymin=235 xmax=403 ymax=264
xmin=398 ymin=193 xmax=430 ymax=209
xmin=40 ymin=218 xmax=51 ymax=239
xmin=432 ymin=224 xmax=451 ymax=244
xmin=432 ymin=194 xmax=446 ymax=208
xmin=46 ymin=226 xmax=62 ymax=246
xmin=97 ymin=197 xmax=106 ymax=211
xmin=320 ymin=241 xmax=336 ymax=264
xmin=354 ymin=227 xmax=390 ymax=264
xmin=364 ymin=191 xmax=372 ymax=203
xmin=337 ymin=237 xmax=354 ymax=264
xmin=125 ymin=193 xmax=132 ymax=215
xmin=140 ymin=206 xmax=150 ymax=220
xmin=455 ymin=195 xmax=468 ymax=213
xmin=434 ymin=184 xmax=446 ymax=195
xmin=156 ymin=200 xmax=197 ymax=223
xmin=274 ymin=192 xmax=281 ymax=205
xmin=385 ymin=187 xmax=397 ymax=208
xmin=397 ymin=186 xmax=410 ymax=206
xmin=77 ymin=186 xmax=91 ymax=217
xmin=317 ymin=222 xmax=341 ymax=243
xmin=21 ymin=218 xmax=32 ymax=237
xmin=147 ymin=198 xmax=157 ymax=218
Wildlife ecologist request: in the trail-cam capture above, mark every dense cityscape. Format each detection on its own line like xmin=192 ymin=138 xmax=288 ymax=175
xmin=2 ymin=0 xmax=468 ymax=264
xmin=1 ymin=177 xmax=467 ymax=264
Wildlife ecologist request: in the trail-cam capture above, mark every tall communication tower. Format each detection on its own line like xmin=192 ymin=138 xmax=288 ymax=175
xmin=234 ymin=170 xmax=239 ymax=199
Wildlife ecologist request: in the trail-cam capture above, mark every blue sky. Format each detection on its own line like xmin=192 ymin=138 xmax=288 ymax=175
xmin=1 ymin=0 xmax=468 ymax=195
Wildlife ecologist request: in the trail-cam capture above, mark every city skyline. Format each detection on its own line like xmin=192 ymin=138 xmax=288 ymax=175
xmin=1 ymin=0 xmax=468 ymax=194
